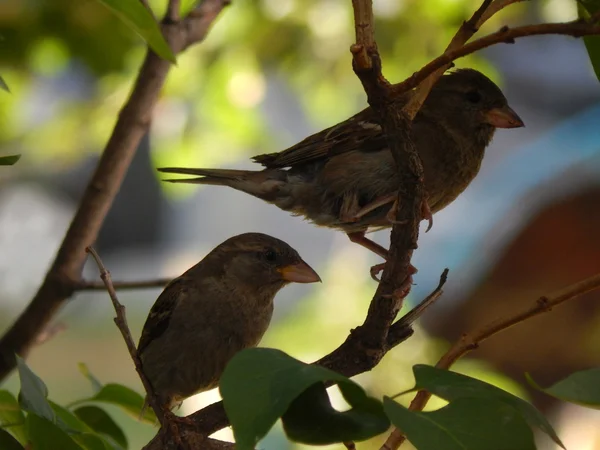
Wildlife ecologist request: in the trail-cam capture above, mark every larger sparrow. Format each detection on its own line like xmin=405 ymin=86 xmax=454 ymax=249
xmin=159 ymin=69 xmax=523 ymax=261
xmin=137 ymin=233 xmax=320 ymax=410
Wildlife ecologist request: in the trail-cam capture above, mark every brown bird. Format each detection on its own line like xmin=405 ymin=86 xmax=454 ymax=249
xmin=159 ymin=69 xmax=523 ymax=268
xmin=137 ymin=233 xmax=320 ymax=411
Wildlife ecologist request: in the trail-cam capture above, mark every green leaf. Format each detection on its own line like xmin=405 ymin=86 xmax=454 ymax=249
xmin=0 ymin=390 xmax=26 ymax=443
xmin=25 ymin=414 xmax=83 ymax=450
xmin=78 ymin=363 xmax=104 ymax=394
xmin=0 ymin=429 xmax=23 ymax=450
xmin=76 ymin=384 xmax=155 ymax=425
xmin=0 ymin=75 xmax=9 ymax=93
xmin=49 ymin=402 xmax=117 ymax=450
xmin=74 ymin=406 xmax=128 ymax=449
xmin=411 ymin=365 xmax=564 ymax=448
xmin=16 ymin=356 xmax=55 ymax=423
xmin=383 ymin=397 xmax=535 ymax=450
xmin=49 ymin=401 xmax=90 ymax=433
xmin=92 ymin=0 xmax=176 ymax=63
xmin=578 ymin=0 xmax=600 ymax=81
xmin=0 ymin=155 xmax=21 ymax=165
xmin=527 ymin=368 xmax=600 ymax=408
xmin=220 ymin=348 xmax=389 ymax=450
xmin=72 ymin=433 xmax=114 ymax=450
xmin=282 ymin=383 xmax=389 ymax=445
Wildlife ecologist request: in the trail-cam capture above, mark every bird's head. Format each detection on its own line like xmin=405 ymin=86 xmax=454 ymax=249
xmin=425 ymin=68 xmax=524 ymax=141
xmin=208 ymin=233 xmax=321 ymax=292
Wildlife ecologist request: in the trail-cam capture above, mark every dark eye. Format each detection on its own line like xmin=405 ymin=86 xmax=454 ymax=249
xmin=465 ymin=90 xmax=481 ymax=103
xmin=264 ymin=249 xmax=277 ymax=262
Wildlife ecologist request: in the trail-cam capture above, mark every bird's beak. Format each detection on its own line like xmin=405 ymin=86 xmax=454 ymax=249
xmin=484 ymin=105 xmax=524 ymax=128
xmin=277 ymin=261 xmax=321 ymax=284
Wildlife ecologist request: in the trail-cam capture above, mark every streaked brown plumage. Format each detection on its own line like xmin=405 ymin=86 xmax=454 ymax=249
xmin=159 ymin=69 xmax=523 ymax=261
xmin=138 ymin=233 xmax=320 ymax=410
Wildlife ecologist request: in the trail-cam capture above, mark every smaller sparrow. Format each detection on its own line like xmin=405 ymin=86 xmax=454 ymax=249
xmin=137 ymin=233 xmax=320 ymax=411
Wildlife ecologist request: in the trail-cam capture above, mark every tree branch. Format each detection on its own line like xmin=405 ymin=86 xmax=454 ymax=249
xmin=75 ymin=278 xmax=172 ymax=291
xmin=86 ymin=247 xmax=167 ymax=428
xmin=383 ymin=272 xmax=600 ymax=449
xmin=394 ymin=16 xmax=600 ymax=100
xmin=403 ymin=0 xmax=513 ymax=119
xmin=0 ymin=0 xmax=229 ymax=382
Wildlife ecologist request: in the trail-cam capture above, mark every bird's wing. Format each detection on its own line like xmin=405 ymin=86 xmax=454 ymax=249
xmin=137 ymin=277 xmax=187 ymax=355
xmin=252 ymin=107 xmax=389 ymax=168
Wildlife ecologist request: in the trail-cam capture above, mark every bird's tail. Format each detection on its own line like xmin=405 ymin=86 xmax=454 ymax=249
xmin=158 ymin=167 xmax=285 ymax=201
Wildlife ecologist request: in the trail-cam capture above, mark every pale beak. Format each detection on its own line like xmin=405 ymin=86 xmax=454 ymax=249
xmin=277 ymin=261 xmax=321 ymax=284
xmin=484 ymin=105 xmax=524 ymax=128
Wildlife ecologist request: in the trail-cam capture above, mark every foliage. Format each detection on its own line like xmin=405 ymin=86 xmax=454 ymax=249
xmin=0 ymin=358 xmax=153 ymax=450
xmin=219 ymin=349 xmax=600 ymax=449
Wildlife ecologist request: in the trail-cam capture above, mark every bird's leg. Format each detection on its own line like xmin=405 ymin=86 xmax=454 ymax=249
xmin=346 ymin=232 xmax=419 ymax=282
xmin=347 ymin=231 xmax=389 ymax=259
xmin=342 ymin=193 xmax=397 ymax=223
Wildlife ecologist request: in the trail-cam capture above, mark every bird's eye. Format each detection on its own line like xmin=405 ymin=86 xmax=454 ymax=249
xmin=465 ymin=90 xmax=481 ymax=103
xmin=264 ymin=249 xmax=277 ymax=262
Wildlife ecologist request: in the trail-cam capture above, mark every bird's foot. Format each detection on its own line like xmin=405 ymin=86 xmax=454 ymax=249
xmin=370 ymin=263 xmax=387 ymax=282
xmin=371 ymin=262 xmax=418 ymax=282
xmin=344 ymin=193 xmax=397 ymax=223
xmin=421 ymin=198 xmax=433 ymax=232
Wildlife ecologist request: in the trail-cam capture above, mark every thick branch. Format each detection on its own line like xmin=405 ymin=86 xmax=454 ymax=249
xmin=383 ymin=272 xmax=600 ymax=449
xmin=0 ymin=0 xmax=229 ymax=381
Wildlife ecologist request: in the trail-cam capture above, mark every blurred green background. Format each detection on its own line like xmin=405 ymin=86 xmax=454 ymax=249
xmin=2 ymin=0 xmax=600 ymax=449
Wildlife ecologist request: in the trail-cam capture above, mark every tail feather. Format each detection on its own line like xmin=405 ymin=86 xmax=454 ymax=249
xmin=158 ymin=167 xmax=249 ymax=186
xmin=157 ymin=166 xmax=285 ymax=201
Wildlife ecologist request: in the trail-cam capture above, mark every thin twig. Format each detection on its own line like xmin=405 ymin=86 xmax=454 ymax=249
xmin=394 ymin=17 xmax=600 ymax=99
xmin=76 ymin=278 xmax=172 ymax=291
xmin=393 ymin=269 xmax=449 ymax=329
xmin=86 ymin=247 xmax=167 ymax=429
xmin=383 ymin=272 xmax=600 ymax=449
xmin=167 ymin=0 xmax=181 ymax=21
xmin=403 ymin=0 xmax=507 ymax=119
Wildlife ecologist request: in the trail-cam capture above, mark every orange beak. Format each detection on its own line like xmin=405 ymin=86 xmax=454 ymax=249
xmin=484 ymin=105 xmax=524 ymax=129
xmin=277 ymin=261 xmax=321 ymax=284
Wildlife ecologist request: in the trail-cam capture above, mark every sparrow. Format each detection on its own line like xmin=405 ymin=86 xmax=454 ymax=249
xmin=158 ymin=69 xmax=523 ymax=266
xmin=137 ymin=233 xmax=320 ymax=411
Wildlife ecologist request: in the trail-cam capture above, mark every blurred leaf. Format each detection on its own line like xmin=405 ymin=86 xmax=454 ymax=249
xmin=220 ymin=348 xmax=388 ymax=450
xmin=25 ymin=414 xmax=82 ymax=450
xmin=49 ymin=401 xmax=89 ymax=433
xmin=383 ymin=396 xmax=535 ymax=450
xmin=578 ymin=0 xmax=600 ymax=81
xmin=74 ymin=406 xmax=128 ymax=449
xmin=0 ymin=429 xmax=23 ymax=450
xmin=49 ymin=402 xmax=117 ymax=450
xmin=411 ymin=365 xmax=564 ymax=448
xmin=0 ymin=76 xmax=9 ymax=93
xmin=72 ymin=433 xmax=114 ymax=450
xmin=0 ymin=391 xmax=26 ymax=443
xmin=78 ymin=363 xmax=104 ymax=394
xmin=527 ymin=368 xmax=600 ymax=408
xmin=75 ymin=384 xmax=155 ymax=424
xmin=16 ymin=356 xmax=55 ymax=423
xmin=282 ymin=383 xmax=389 ymax=445
xmin=0 ymin=155 xmax=21 ymax=166
xmin=92 ymin=0 xmax=176 ymax=63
